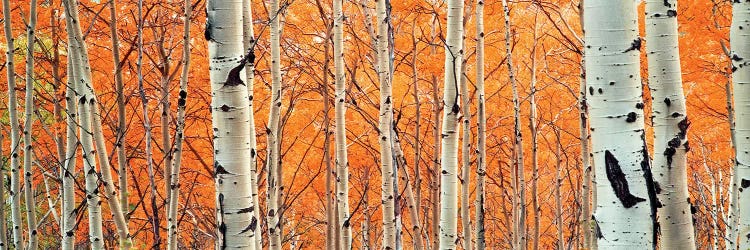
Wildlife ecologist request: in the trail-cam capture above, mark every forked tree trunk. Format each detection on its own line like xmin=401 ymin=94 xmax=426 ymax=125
xmin=266 ymin=0 xmax=284 ymax=248
xmin=166 ymin=0 xmax=193 ymax=248
xmin=730 ymin=0 xmax=750 ymax=248
xmin=333 ymin=0 xmax=352 ymax=247
xmin=205 ymin=0 xmax=257 ymax=248
xmin=584 ymin=0 xmax=658 ymax=248
xmin=2 ymin=1 xmax=25 ymax=248
xmin=439 ymin=0 xmax=463 ymax=247
xmin=22 ymin=1 xmax=39 ymax=248
xmin=645 ymin=0 xmax=696 ymax=249
xmin=474 ymin=0 xmax=487 ymax=248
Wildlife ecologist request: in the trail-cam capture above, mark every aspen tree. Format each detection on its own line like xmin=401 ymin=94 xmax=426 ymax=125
xmin=439 ymin=0 xmax=463 ymax=248
xmin=206 ymin=0 xmax=257 ymax=247
xmin=644 ymin=0 xmax=696 ymax=248
xmin=166 ymin=0 xmax=193 ymax=247
xmin=2 ymin=0 xmax=24 ymax=248
xmin=266 ymin=0 xmax=285 ymax=248
xmin=730 ymin=0 xmax=750 ymax=248
xmin=429 ymin=7 xmax=441 ymax=249
xmin=0 ymin=134 xmax=6 ymax=250
xmin=584 ymin=0 xmax=659 ymax=248
xmin=460 ymin=59 xmax=472 ymax=250
xmin=240 ymin=0 xmax=263 ymax=248
xmin=501 ymin=0 xmax=526 ymax=247
xmin=60 ymin=28 xmax=78 ymax=250
xmin=22 ymin=1 xmax=39 ymax=248
xmin=108 ymin=0 xmax=129 ymax=222
xmin=529 ymin=16 xmax=540 ymax=250
xmin=474 ymin=0 xmax=487 ymax=248
xmin=333 ymin=0 xmax=352 ymax=247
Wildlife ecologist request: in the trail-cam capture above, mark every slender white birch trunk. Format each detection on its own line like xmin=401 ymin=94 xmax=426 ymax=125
xmin=166 ymin=0 xmax=192 ymax=248
xmin=332 ymin=0 xmax=351 ymax=247
xmin=63 ymin=0 xmax=132 ymax=247
xmin=60 ymin=24 xmax=78 ymax=250
xmin=529 ymin=21 xmax=540 ymax=250
xmin=2 ymin=1 xmax=25 ymax=248
xmin=501 ymin=1 xmax=525 ymax=248
xmin=22 ymin=1 xmax=39 ymax=248
xmin=108 ymin=0 xmax=129 ymax=224
xmin=439 ymin=0 xmax=463 ymax=248
xmin=645 ymin=0 xmax=696 ymax=249
xmin=206 ymin=0 xmax=258 ymax=248
xmin=266 ymin=0 xmax=284 ymax=248
xmin=731 ymin=0 xmax=750 ymax=248
xmin=584 ymin=0 xmax=658 ymax=248
xmin=0 ymin=134 xmax=6 ymax=250
xmin=460 ymin=59 xmax=472 ymax=250
xmin=240 ymin=0 xmax=262 ymax=249
xmin=375 ymin=0 xmax=396 ymax=247
xmin=474 ymin=0 xmax=487 ymax=248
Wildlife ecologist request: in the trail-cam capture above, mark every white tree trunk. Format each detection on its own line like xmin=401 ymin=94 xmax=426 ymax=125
xmin=108 ymin=0 xmax=129 ymax=223
xmin=460 ymin=60 xmax=472 ymax=250
xmin=266 ymin=0 xmax=284 ymax=248
xmin=206 ymin=0 xmax=258 ymax=248
xmin=731 ymin=0 xmax=750 ymax=248
xmin=166 ymin=0 xmax=193 ymax=248
xmin=645 ymin=0 xmax=696 ymax=249
xmin=0 ymin=134 xmax=6 ymax=250
xmin=439 ymin=0 xmax=463 ymax=248
xmin=2 ymin=1 xmax=24 ymax=248
xmin=474 ymin=0 xmax=487 ymax=248
xmin=584 ymin=0 xmax=658 ymax=248
xmin=22 ymin=1 xmax=39 ymax=249
xmin=333 ymin=0 xmax=352 ymax=247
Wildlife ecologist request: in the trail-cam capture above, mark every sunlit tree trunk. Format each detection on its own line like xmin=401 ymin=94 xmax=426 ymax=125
xmin=584 ymin=0 xmax=658 ymax=248
xmin=166 ymin=0 xmax=192 ymax=248
xmin=460 ymin=58 xmax=472 ymax=250
xmin=392 ymin=134 xmax=423 ymax=250
xmin=60 ymin=22 xmax=78 ymax=250
xmin=439 ymin=0 xmax=463 ymax=247
xmin=266 ymin=0 xmax=284 ymax=248
xmin=2 ymin=1 xmax=25 ymax=248
xmin=240 ymin=0 xmax=262 ymax=249
xmin=323 ymin=24 xmax=336 ymax=250
xmin=644 ymin=0 xmax=696 ymax=249
xmin=373 ymin=0 xmax=396 ymax=247
xmin=0 ymin=134 xmax=6 ymax=250
xmin=108 ymin=0 xmax=129 ymax=224
xmin=501 ymin=1 xmax=525 ymax=248
xmin=429 ymin=8 xmax=441 ymax=250
xmin=731 ymin=0 xmax=750 ymax=248
xmin=22 ymin=1 xmax=39 ymax=249
xmin=529 ymin=18 xmax=540 ymax=250
xmin=474 ymin=0 xmax=486 ymax=248
xmin=410 ymin=20 xmax=424 ymax=250
xmin=332 ymin=0 xmax=352 ymax=247
xmin=206 ymin=0 xmax=258 ymax=248
xmin=553 ymin=130 xmax=564 ymax=250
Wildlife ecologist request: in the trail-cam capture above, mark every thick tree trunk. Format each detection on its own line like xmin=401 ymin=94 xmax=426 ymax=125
xmin=3 ymin=1 xmax=25 ymax=248
xmin=583 ymin=0 xmax=658 ymax=248
xmin=474 ymin=0 xmax=487 ymax=248
xmin=266 ymin=0 xmax=284 ymax=248
xmin=644 ymin=0 xmax=696 ymax=249
xmin=333 ymin=0 xmax=352 ymax=247
xmin=166 ymin=0 xmax=193 ymax=248
xmin=206 ymin=0 xmax=257 ymax=248
xmin=22 ymin=1 xmax=39 ymax=248
xmin=731 ymin=0 xmax=750 ymax=248
xmin=438 ymin=0 xmax=463 ymax=248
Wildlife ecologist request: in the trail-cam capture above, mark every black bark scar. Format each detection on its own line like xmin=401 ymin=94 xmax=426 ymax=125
xmin=604 ymin=150 xmax=646 ymax=208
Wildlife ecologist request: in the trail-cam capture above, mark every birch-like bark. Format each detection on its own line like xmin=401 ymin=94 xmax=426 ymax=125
xmin=2 ymin=1 xmax=25 ymax=248
xmin=108 ymin=0 xmax=129 ymax=223
xmin=22 ymin=1 xmax=39 ymax=248
xmin=731 ymin=0 xmax=750 ymax=248
xmin=166 ymin=0 xmax=192 ymax=248
xmin=240 ymin=0 xmax=262 ymax=248
xmin=460 ymin=58 xmax=472 ymax=250
xmin=578 ymin=58 xmax=593 ymax=250
xmin=333 ymin=0 xmax=351 ymax=247
xmin=63 ymin=0 xmax=132 ymax=247
xmin=375 ymin=0 xmax=396 ymax=247
xmin=501 ymin=1 xmax=525 ymax=248
xmin=644 ymin=0 xmax=696 ymax=249
xmin=60 ymin=27 xmax=78 ymax=250
xmin=206 ymin=0 xmax=257 ymax=248
xmin=553 ymin=130 xmax=564 ymax=250
xmin=474 ymin=0 xmax=487 ymax=248
xmin=429 ymin=9 xmax=441 ymax=250
xmin=392 ymin=134 xmax=423 ymax=250
xmin=0 ymin=133 xmax=6 ymax=250
xmin=266 ymin=0 xmax=284 ymax=248
xmin=529 ymin=20 xmax=540 ymax=250
xmin=584 ymin=0 xmax=658 ymax=248
xmin=439 ymin=0 xmax=463 ymax=247
xmin=410 ymin=20 xmax=424 ymax=250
